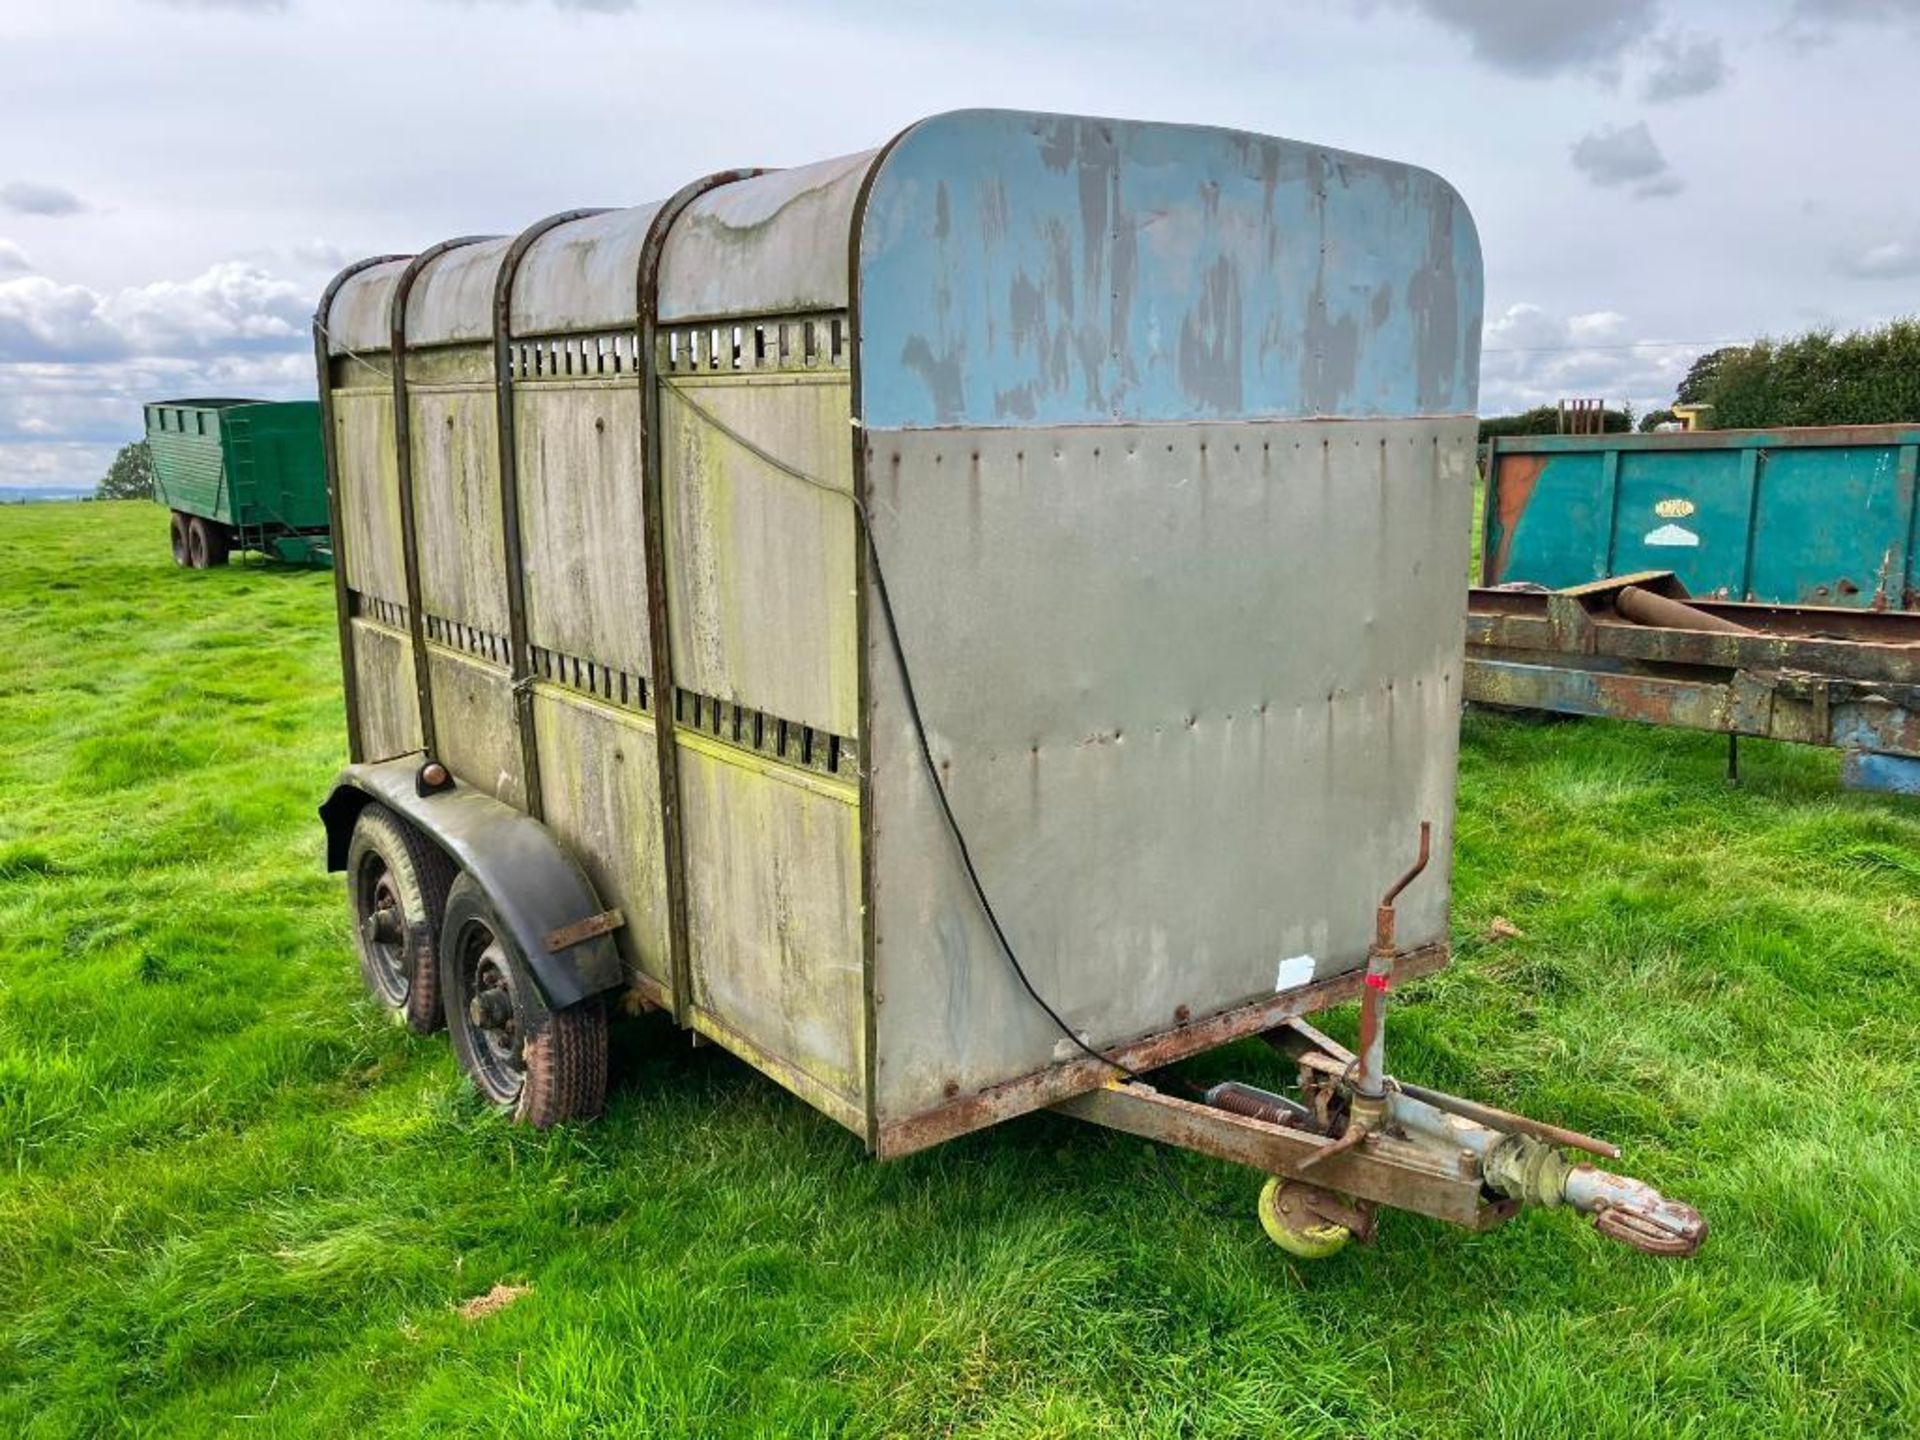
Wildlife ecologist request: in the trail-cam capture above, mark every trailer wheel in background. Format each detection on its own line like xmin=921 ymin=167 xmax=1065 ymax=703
xmin=168 ymin=512 xmax=190 ymax=566
xmin=440 ymin=872 xmax=607 ymax=1128
xmin=346 ymin=803 xmax=454 ymax=1034
xmin=185 ymin=516 xmax=230 ymax=569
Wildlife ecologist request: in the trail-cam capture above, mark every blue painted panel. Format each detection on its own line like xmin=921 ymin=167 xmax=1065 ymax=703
xmin=856 ymin=110 xmax=1482 ymax=429
xmin=1841 ymin=751 xmax=1920 ymax=796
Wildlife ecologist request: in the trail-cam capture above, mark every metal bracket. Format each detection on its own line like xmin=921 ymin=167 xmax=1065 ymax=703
xmin=546 ymin=908 xmax=625 ymax=955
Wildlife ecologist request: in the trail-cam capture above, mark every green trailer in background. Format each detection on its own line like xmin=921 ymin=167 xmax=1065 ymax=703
xmin=145 ymin=398 xmax=332 ymax=568
xmin=1481 ymin=425 xmax=1920 ymax=609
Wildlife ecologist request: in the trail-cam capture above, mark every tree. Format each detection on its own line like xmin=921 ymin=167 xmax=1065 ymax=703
xmin=1677 ymin=319 xmax=1920 ymax=429
xmin=96 ymin=440 xmax=155 ymax=501
xmin=1478 ymin=404 xmax=1632 ymax=442
xmin=1675 ymin=347 xmax=1740 ymax=408
xmin=1639 ymin=408 xmax=1678 ymax=432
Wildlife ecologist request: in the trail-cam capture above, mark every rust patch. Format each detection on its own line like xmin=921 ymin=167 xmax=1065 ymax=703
xmin=875 ymin=943 xmax=1450 ymax=1159
xmin=1488 ymin=454 xmax=1546 ymax=585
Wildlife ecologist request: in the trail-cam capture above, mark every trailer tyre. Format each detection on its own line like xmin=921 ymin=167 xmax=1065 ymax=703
xmin=186 ymin=516 xmax=230 ymax=569
xmin=169 ymin=511 xmax=191 ymax=566
xmin=346 ymin=803 xmax=454 ymax=1034
xmin=440 ymin=872 xmax=607 ymax=1128
xmin=1257 ymin=1177 xmax=1352 ymax=1259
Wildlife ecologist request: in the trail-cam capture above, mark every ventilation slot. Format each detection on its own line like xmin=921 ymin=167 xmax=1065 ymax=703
xmin=671 ymin=687 xmax=858 ymax=777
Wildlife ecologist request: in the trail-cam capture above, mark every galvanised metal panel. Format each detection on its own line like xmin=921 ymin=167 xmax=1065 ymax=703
xmin=656 ymin=151 xmax=878 ymax=321
xmin=331 ymin=385 xmax=409 ymax=605
xmin=406 ymin=350 xmax=511 ymax=638
xmin=514 ymin=381 xmax=656 ymax=679
xmin=405 ymin=237 xmax=512 ymax=347
xmin=856 ymin=110 xmax=1482 ymax=428
xmin=660 ymin=374 xmax=860 ymax=737
xmin=1483 ymin=427 xmax=1920 ymax=608
xmin=324 ymin=260 xmax=407 ymax=356
xmin=426 ymin=647 xmax=523 ymax=806
xmin=865 ymin=418 xmax=1476 ymax=1126
xmin=677 ymin=736 xmax=866 ymax=1129
xmin=530 ymin=688 xmax=673 ymax=992
xmin=509 ymin=203 xmax=664 ymax=337
xmin=350 ymin=620 xmax=421 ymax=762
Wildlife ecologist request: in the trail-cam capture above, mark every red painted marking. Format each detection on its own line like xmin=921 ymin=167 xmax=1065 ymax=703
xmin=1364 ymin=972 xmax=1391 ymax=992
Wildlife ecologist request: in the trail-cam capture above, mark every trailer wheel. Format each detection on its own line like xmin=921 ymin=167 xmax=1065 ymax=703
xmin=169 ymin=511 xmax=190 ymax=566
xmin=440 ymin=872 xmax=607 ymax=1128
xmin=185 ymin=516 xmax=230 ymax=569
xmin=1257 ymin=1177 xmax=1352 ymax=1259
xmin=346 ymin=803 xmax=454 ymax=1034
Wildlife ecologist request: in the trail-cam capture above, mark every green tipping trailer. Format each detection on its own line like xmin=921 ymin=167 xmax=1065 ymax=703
xmin=144 ymin=398 xmax=332 ymax=567
xmin=1482 ymin=425 xmax=1920 ymax=609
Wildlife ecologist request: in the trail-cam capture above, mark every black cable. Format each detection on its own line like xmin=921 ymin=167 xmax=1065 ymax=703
xmin=662 ymin=387 xmax=1143 ymax=1084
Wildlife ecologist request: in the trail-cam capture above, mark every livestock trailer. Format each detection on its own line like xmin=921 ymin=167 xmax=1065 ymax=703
xmin=314 ymin=109 xmax=1701 ymax=1258
xmin=1482 ymin=425 xmax=1920 ymax=608
xmin=145 ymin=398 xmax=332 ymax=567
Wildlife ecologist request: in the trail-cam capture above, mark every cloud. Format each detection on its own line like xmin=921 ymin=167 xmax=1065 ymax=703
xmin=1480 ymin=302 xmax=1703 ymax=415
xmin=0 ymin=277 xmax=124 ymax=362
xmin=0 ymin=261 xmax=311 ymax=364
xmin=0 ymin=441 xmax=122 ymax=495
xmin=0 ymin=255 xmax=317 ymax=487
xmin=1835 ymin=233 xmax=1920 ymax=279
xmin=1791 ymin=0 xmax=1920 ymax=23
xmin=107 ymin=262 xmax=311 ymax=354
xmin=1570 ymin=121 xmax=1684 ymax=198
xmin=290 ymin=238 xmax=351 ymax=272
xmin=1 ymin=181 xmax=87 ymax=218
xmin=0 ymin=240 xmax=30 ymax=274
xmin=148 ymin=0 xmax=291 ymax=10
xmin=1642 ymin=33 xmax=1728 ymax=100
xmin=1401 ymin=0 xmax=1659 ymax=79
xmin=1784 ymin=0 xmax=1920 ymax=42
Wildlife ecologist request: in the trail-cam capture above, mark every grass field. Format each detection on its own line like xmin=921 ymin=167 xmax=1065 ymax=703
xmin=2 ymin=500 xmax=1918 ymax=1438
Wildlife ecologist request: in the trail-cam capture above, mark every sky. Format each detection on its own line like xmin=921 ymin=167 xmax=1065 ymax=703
xmin=2 ymin=0 xmax=1917 ymax=491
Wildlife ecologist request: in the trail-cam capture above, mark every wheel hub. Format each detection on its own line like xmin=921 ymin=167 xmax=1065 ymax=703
xmin=469 ymin=987 xmax=514 ymax=1031
xmin=356 ymin=863 xmax=410 ymax=1005
xmin=363 ymin=903 xmax=403 ymax=947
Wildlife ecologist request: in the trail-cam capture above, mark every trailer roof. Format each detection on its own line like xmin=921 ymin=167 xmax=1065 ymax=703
xmin=318 ymin=109 xmax=1482 ymax=427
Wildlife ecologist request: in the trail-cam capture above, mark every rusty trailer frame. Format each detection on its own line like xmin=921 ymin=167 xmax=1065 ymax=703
xmin=1466 ymin=571 xmax=1920 ymax=795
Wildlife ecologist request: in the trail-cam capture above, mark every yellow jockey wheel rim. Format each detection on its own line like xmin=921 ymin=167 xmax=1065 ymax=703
xmin=1258 ymin=1177 xmax=1352 ymax=1259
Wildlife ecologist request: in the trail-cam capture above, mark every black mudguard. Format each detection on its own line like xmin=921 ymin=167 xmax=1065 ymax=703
xmin=319 ymin=756 xmax=623 ymax=1009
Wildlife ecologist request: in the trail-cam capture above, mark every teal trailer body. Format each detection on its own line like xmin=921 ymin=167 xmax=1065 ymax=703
xmin=1482 ymin=426 xmax=1920 ymax=610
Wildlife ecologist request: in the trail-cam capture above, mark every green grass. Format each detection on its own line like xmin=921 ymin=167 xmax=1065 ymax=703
xmin=2 ymin=501 xmax=1918 ymax=1438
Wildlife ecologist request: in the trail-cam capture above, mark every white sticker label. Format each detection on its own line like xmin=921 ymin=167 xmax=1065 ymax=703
xmin=1644 ymin=522 xmax=1700 ymax=548
xmin=1276 ymin=954 xmax=1317 ymax=991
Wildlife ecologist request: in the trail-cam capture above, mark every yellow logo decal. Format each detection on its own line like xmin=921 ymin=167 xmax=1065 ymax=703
xmin=1655 ymin=497 xmax=1696 ymax=519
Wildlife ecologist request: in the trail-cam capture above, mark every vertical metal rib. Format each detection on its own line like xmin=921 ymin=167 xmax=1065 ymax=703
xmin=492 ymin=209 xmax=612 ymax=821
xmin=313 ymin=253 xmax=411 ymax=765
xmin=634 ymin=169 xmax=766 ymax=1026
xmin=846 ymin=126 xmax=915 ymax=1150
xmin=386 ymin=236 xmax=499 ymax=760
